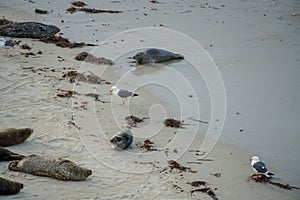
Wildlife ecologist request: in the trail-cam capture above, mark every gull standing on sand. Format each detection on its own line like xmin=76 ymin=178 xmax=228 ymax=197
xmin=109 ymin=86 xmax=138 ymax=105
xmin=249 ymin=156 xmax=274 ymax=177
xmin=0 ymin=37 xmax=16 ymax=56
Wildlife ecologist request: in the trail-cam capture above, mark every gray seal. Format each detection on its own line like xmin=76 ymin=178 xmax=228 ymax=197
xmin=0 ymin=128 xmax=33 ymax=147
xmin=9 ymin=155 xmax=92 ymax=181
xmin=0 ymin=147 xmax=25 ymax=161
xmin=110 ymin=130 xmax=133 ymax=150
xmin=0 ymin=177 xmax=23 ymax=195
xmin=131 ymin=48 xmax=184 ymax=64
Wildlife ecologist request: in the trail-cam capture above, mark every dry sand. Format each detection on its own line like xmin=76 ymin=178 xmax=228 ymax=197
xmin=0 ymin=0 xmax=299 ymax=199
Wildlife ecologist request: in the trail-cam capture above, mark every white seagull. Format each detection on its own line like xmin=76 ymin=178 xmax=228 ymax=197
xmin=109 ymin=86 xmax=138 ymax=105
xmin=0 ymin=37 xmax=16 ymax=56
xmin=249 ymin=156 xmax=274 ymax=177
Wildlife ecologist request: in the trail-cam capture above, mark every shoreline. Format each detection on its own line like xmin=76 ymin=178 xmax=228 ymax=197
xmin=1 ymin=0 xmax=299 ymax=199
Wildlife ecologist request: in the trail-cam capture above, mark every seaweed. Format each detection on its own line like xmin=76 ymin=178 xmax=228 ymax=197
xmin=164 ymin=118 xmax=183 ymax=128
xmin=168 ymin=160 xmax=197 ymax=173
xmin=75 ymin=52 xmax=113 ymax=65
xmin=250 ymin=174 xmax=300 ymax=190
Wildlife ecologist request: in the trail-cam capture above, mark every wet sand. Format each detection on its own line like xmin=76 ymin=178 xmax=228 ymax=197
xmin=0 ymin=0 xmax=299 ymax=199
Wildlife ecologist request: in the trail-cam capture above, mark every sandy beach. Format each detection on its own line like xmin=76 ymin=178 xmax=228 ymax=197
xmin=0 ymin=0 xmax=299 ymax=199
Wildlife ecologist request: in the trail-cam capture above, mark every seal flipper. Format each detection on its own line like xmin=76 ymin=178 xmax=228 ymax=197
xmin=8 ymin=161 xmax=20 ymax=171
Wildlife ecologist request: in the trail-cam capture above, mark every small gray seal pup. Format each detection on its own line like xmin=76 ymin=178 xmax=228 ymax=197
xmin=130 ymin=48 xmax=184 ymax=64
xmin=110 ymin=130 xmax=133 ymax=150
xmin=0 ymin=177 xmax=23 ymax=195
xmin=9 ymin=155 xmax=92 ymax=181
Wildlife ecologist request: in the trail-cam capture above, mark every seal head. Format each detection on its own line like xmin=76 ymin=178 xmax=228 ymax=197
xmin=110 ymin=130 xmax=133 ymax=150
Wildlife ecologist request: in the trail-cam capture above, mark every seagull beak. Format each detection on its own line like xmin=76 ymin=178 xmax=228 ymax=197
xmin=249 ymin=157 xmax=252 ymax=161
xmin=109 ymin=89 xmax=112 ymax=95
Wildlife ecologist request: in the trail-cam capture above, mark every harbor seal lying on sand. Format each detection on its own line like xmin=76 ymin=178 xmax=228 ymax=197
xmin=9 ymin=155 xmax=92 ymax=181
xmin=0 ymin=128 xmax=33 ymax=147
xmin=131 ymin=48 xmax=184 ymax=65
xmin=0 ymin=177 xmax=23 ymax=195
xmin=0 ymin=147 xmax=25 ymax=161
xmin=110 ymin=130 xmax=133 ymax=150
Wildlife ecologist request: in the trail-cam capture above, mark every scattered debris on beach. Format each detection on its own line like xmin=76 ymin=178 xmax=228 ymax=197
xmin=56 ymin=90 xmax=75 ymax=98
xmin=250 ymin=174 xmax=300 ymax=190
xmin=190 ymin=187 xmax=218 ymax=200
xmin=187 ymin=116 xmax=209 ymax=124
xmin=20 ymin=44 xmax=32 ymax=50
xmin=71 ymin=1 xmax=87 ymax=7
xmin=67 ymin=6 xmax=122 ymax=14
xmin=40 ymin=35 xmax=96 ymax=48
xmin=0 ymin=18 xmax=14 ymax=25
xmin=75 ymin=52 xmax=113 ymax=65
xmin=125 ymin=114 xmax=149 ymax=127
xmin=141 ymin=139 xmax=157 ymax=151
xmin=35 ymin=8 xmax=49 ymax=14
xmin=62 ymin=70 xmax=101 ymax=84
xmin=187 ymin=180 xmax=206 ymax=187
xmin=210 ymin=173 xmax=221 ymax=178
xmin=168 ymin=160 xmax=197 ymax=173
xmin=164 ymin=118 xmax=183 ymax=128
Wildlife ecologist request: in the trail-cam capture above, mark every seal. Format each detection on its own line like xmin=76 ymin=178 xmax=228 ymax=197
xmin=110 ymin=130 xmax=133 ymax=150
xmin=0 ymin=177 xmax=23 ymax=195
xmin=0 ymin=147 xmax=25 ymax=161
xmin=0 ymin=128 xmax=33 ymax=147
xmin=0 ymin=22 xmax=60 ymax=39
xmin=131 ymin=48 xmax=184 ymax=65
xmin=9 ymin=155 xmax=92 ymax=181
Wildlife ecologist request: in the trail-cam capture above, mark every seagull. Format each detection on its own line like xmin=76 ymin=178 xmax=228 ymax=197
xmin=0 ymin=37 xmax=16 ymax=56
xmin=109 ymin=85 xmax=138 ymax=105
xmin=249 ymin=156 xmax=274 ymax=177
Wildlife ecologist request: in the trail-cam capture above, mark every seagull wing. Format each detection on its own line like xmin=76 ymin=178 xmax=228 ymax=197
xmin=253 ymin=161 xmax=268 ymax=173
xmin=117 ymin=89 xmax=133 ymax=98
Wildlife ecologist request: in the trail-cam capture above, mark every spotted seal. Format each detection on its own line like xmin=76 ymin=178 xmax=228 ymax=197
xmin=0 ymin=147 xmax=25 ymax=161
xmin=9 ymin=155 xmax=92 ymax=181
xmin=0 ymin=128 xmax=33 ymax=147
xmin=131 ymin=48 xmax=184 ymax=65
xmin=0 ymin=22 xmax=60 ymax=39
xmin=0 ymin=177 xmax=23 ymax=195
xmin=110 ymin=130 xmax=133 ymax=150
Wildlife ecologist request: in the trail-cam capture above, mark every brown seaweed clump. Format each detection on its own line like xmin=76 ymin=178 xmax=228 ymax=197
xmin=71 ymin=1 xmax=87 ymax=7
xmin=67 ymin=6 xmax=122 ymax=14
xmin=75 ymin=52 xmax=113 ymax=65
xmin=9 ymin=155 xmax=92 ymax=181
xmin=168 ymin=160 xmax=197 ymax=173
xmin=62 ymin=70 xmax=101 ymax=84
xmin=0 ymin=177 xmax=23 ymax=195
xmin=0 ymin=18 xmax=14 ymax=26
xmin=250 ymin=174 xmax=300 ymax=190
xmin=125 ymin=115 xmax=148 ymax=127
xmin=40 ymin=35 xmax=96 ymax=48
xmin=190 ymin=187 xmax=218 ymax=200
xmin=141 ymin=139 xmax=157 ymax=151
xmin=164 ymin=118 xmax=183 ymax=128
